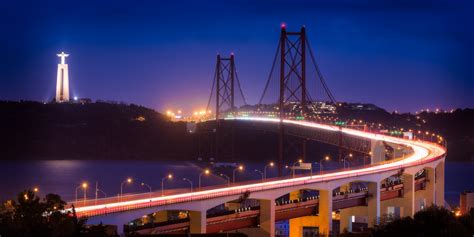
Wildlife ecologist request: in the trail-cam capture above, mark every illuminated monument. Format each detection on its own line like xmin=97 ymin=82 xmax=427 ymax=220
xmin=55 ymin=52 xmax=70 ymax=102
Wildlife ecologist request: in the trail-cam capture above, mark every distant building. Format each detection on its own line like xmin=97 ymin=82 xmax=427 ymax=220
xmin=74 ymin=98 xmax=92 ymax=104
xmin=348 ymin=103 xmax=382 ymax=111
xmin=55 ymin=52 xmax=70 ymax=103
xmin=460 ymin=190 xmax=474 ymax=215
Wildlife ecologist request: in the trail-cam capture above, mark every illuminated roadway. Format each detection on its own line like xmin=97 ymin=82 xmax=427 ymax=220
xmin=72 ymin=116 xmax=446 ymax=220
xmin=125 ymin=177 xmax=429 ymax=234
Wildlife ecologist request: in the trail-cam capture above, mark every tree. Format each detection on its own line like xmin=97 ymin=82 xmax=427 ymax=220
xmin=374 ymin=205 xmax=474 ymax=237
xmin=0 ymin=189 xmax=105 ymax=237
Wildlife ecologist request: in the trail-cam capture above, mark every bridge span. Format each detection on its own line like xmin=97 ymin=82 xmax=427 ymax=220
xmin=122 ymin=177 xmax=428 ymax=235
xmin=75 ymin=117 xmax=446 ymax=236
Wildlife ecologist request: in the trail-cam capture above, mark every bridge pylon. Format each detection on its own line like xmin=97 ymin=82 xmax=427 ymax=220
xmin=215 ymin=54 xmax=235 ymax=162
xmin=215 ymin=54 xmax=236 ymax=120
xmin=278 ymin=25 xmax=311 ymax=176
xmin=201 ymin=53 xmax=246 ymax=162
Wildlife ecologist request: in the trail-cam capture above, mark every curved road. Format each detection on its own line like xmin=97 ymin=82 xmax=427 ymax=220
xmin=73 ymin=117 xmax=446 ymax=217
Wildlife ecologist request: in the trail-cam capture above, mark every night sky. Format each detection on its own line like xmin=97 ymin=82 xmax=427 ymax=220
xmin=1 ymin=0 xmax=472 ymax=113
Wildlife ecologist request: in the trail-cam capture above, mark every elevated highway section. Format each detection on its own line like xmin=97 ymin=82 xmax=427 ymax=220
xmin=73 ymin=117 xmax=446 ymax=236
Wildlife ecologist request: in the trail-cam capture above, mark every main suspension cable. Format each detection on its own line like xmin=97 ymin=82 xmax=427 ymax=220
xmin=234 ymin=66 xmax=248 ymax=105
xmin=258 ymin=40 xmax=281 ymax=106
xmin=206 ymin=65 xmax=218 ymax=112
xmin=306 ymin=37 xmax=337 ymax=104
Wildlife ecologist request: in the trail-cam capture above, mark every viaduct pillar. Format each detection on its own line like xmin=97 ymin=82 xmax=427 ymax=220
xmin=435 ymin=161 xmax=445 ymax=207
xmin=189 ymin=211 xmax=206 ymax=234
xmin=319 ymin=190 xmax=333 ymax=236
xmin=367 ymin=181 xmax=381 ymax=227
xmin=260 ymin=199 xmax=275 ymax=237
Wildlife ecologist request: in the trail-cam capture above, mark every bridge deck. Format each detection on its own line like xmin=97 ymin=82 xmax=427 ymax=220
xmin=71 ymin=117 xmax=446 ymax=218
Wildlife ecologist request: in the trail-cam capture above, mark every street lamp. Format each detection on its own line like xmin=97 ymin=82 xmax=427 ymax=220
xmin=233 ymin=165 xmax=244 ymax=183
xmin=342 ymin=153 xmax=353 ymax=169
xmin=182 ymin=178 xmax=193 ymax=192
xmin=120 ymin=178 xmax=133 ymax=200
xmin=141 ymin=182 xmax=152 ymax=198
xmin=292 ymin=159 xmax=303 ymax=177
xmin=219 ymin=173 xmax=231 ymax=186
xmin=75 ymin=182 xmax=88 ymax=205
xmin=161 ymin=174 xmax=173 ymax=196
xmin=199 ymin=169 xmax=210 ymax=189
xmin=33 ymin=187 xmax=39 ymax=193
xmin=284 ymin=165 xmax=291 ymax=176
xmin=315 ymin=156 xmax=330 ymax=172
xmin=255 ymin=169 xmax=264 ymax=182
xmin=264 ymin=162 xmax=274 ymax=180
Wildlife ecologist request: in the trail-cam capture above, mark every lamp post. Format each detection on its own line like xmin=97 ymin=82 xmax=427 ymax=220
xmin=199 ymin=169 xmax=210 ymax=190
xmin=255 ymin=169 xmax=264 ymax=182
xmin=120 ymin=178 xmax=132 ymax=201
xmin=161 ymin=174 xmax=172 ymax=196
xmin=182 ymin=178 xmax=193 ymax=192
xmin=319 ymin=156 xmax=331 ymax=172
xmin=82 ymin=183 xmax=88 ymax=205
xmin=219 ymin=174 xmax=231 ymax=186
xmin=75 ymin=182 xmax=88 ymax=205
xmin=342 ymin=153 xmax=353 ymax=169
xmin=94 ymin=182 xmax=108 ymax=204
xmin=233 ymin=165 xmax=244 ymax=183
xmin=264 ymin=162 xmax=274 ymax=180
xmin=315 ymin=156 xmax=330 ymax=172
xmin=285 ymin=165 xmax=291 ymax=176
xmin=292 ymin=159 xmax=303 ymax=178
xmin=141 ymin=182 xmax=152 ymax=198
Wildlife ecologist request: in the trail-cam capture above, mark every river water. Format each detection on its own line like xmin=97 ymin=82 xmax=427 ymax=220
xmin=0 ymin=160 xmax=472 ymax=207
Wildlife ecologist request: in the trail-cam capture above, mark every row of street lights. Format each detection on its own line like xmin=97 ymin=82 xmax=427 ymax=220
xmin=288 ymin=156 xmax=332 ymax=178
xmin=72 ymin=163 xmax=268 ymax=204
xmin=72 ymin=156 xmax=359 ymax=204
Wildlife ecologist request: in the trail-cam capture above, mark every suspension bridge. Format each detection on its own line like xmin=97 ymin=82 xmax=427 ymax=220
xmin=70 ymin=25 xmax=447 ymax=237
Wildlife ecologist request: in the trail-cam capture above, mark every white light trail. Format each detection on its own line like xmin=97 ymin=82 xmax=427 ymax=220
xmin=73 ymin=117 xmax=446 ymax=215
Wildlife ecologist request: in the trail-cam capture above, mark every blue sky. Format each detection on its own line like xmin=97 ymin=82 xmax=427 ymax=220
xmin=0 ymin=0 xmax=472 ymax=113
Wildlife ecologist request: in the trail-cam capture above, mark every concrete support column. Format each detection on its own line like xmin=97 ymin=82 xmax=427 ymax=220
xmin=370 ymin=140 xmax=386 ymax=164
xmin=425 ymin=167 xmax=436 ymax=207
xmin=368 ymin=181 xmax=380 ymax=227
xmin=339 ymin=206 xmax=368 ymax=233
xmin=402 ymin=173 xmax=415 ymax=217
xmin=260 ymin=199 xmax=275 ymax=237
xmin=435 ymin=161 xmax=445 ymax=207
xmin=340 ymin=211 xmax=352 ymax=233
xmin=189 ymin=210 xmax=206 ymax=234
xmin=319 ymin=190 xmax=333 ymax=236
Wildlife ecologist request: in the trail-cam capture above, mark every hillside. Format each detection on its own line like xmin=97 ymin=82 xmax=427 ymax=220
xmin=336 ymin=104 xmax=474 ymax=162
xmin=0 ymin=101 xmax=472 ymax=162
xmin=0 ymin=101 xmax=193 ymax=160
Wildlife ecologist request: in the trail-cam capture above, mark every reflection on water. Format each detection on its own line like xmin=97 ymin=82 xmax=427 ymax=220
xmin=0 ymin=160 xmax=472 ymax=206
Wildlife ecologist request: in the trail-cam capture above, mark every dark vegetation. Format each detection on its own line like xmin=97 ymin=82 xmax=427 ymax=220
xmin=0 ymin=101 xmax=472 ymax=162
xmin=0 ymin=190 xmax=112 ymax=237
xmin=0 ymin=101 xmax=192 ymax=160
xmin=340 ymin=206 xmax=474 ymax=237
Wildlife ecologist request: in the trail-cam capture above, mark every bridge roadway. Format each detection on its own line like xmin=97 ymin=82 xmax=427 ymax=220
xmin=125 ymin=178 xmax=427 ymax=235
xmin=76 ymin=117 xmax=446 ymax=236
